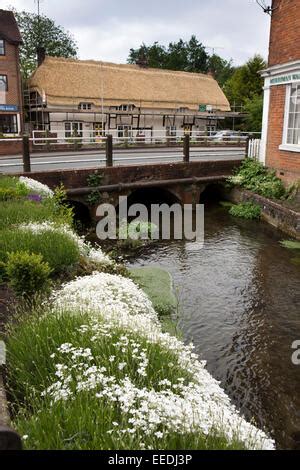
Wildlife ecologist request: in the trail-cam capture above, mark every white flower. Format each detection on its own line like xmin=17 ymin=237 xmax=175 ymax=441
xmin=118 ymin=362 xmax=127 ymax=371
xmin=19 ymin=176 xmax=54 ymax=197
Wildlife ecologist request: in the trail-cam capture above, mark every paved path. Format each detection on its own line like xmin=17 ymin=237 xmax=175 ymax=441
xmin=0 ymin=146 xmax=245 ymax=174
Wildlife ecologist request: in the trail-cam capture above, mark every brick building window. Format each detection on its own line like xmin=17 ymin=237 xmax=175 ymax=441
xmin=0 ymin=40 xmax=5 ymax=55
xmin=0 ymin=75 xmax=8 ymax=92
xmin=285 ymin=84 xmax=300 ymax=146
xmin=0 ymin=115 xmax=17 ymax=134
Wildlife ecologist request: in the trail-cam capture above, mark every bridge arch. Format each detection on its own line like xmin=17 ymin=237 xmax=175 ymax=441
xmin=66 ymin=199 xmax=92 ymax=227
xmin=117 ymin=187 xmax=182 ymax=212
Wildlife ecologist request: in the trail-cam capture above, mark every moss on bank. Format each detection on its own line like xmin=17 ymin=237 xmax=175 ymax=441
xmin=129 ymin=266 xmax=177 ymax=316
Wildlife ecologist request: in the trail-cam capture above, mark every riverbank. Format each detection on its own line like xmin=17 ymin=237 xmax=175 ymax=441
xmin=0 ymin=175 xmax=274 ymax=451
xmin=223 ymin=186 xmax=300 ymax=239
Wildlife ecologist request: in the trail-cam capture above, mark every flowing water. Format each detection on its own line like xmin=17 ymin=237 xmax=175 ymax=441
xmin=127 ymin=205 xmax=300 ymax=449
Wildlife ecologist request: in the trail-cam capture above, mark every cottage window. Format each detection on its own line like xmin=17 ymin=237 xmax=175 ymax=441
xmin=117 ymin=125 xmax=132 ymax=138
xmin=118 ymin=104 xmax=135 ymax=112
xmin=78 ymin=102 xmax=92 ymax=110
xmin=0 ymin=75 xmax=8 ymax=92
xmin=166 ymin=126 xmax=177 ymax=136
xmin=0 ymin=114 xmax=17 ymax=134
xmin=0 ymin=40 xmax=5 ymax=55
xmin=65 ymin=122 xmax=83 ymax=139
xmin=285 ymin=84 xmax=300 ymax=146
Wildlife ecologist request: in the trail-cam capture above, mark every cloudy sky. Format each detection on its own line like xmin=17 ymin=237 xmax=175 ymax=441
xmin=2 ymin=0 xmax=271 ymax=65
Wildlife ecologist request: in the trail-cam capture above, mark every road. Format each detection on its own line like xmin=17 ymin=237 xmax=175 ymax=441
xmin=0 ymin=146 xmax=245 ymax=174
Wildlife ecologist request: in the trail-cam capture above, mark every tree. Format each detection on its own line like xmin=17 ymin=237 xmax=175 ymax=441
xmin=13 ymin=10 xmax=78 ymax=79
xmin=128 ymin=36 xmax=236 ymax=89
xmin=207 ymin=54 xmax=235 ymax=87
xmin=243 ymin=95 xmax=264 ymax=132
xmin=223 ymin=55 xmax=266 ymax=107
xmin=128 ymin=36 xmax=209 ymax=73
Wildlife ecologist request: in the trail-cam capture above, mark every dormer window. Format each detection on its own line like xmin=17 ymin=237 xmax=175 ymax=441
xmin=78 ymin=102 xmax=92 ymax=110
xmin=0 ymin=40 xmax=4 ymax=56
xmin=118 ymin=104 xmax=135 ymax=112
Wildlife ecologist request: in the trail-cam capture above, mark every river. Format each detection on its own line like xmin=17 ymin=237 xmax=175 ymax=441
xmin=127 ymin=204 xmax=300 ymax=449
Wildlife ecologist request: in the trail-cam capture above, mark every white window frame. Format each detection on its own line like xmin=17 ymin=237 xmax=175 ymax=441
xmin=280 ymin=82 xmax=300 ymax=152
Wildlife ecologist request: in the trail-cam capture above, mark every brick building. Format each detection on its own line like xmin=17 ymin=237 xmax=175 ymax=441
xmin=0 ymin=9 xmax=23 ymax=135
xmin=260 ymin=0 xmax=300 ymax=184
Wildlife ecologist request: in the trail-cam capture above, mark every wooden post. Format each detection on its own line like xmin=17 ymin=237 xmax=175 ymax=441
xmin=183 ymin=134 xmax=190 ymax=163
xmin=106 ymin=134 xmax=113 ymax=167
xmin=22 ymin=135 xmax=31 ymax=173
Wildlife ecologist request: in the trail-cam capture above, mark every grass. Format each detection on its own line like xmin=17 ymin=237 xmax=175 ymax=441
xmin=6 ymin=308 xmax=246 ymax=450
xmin=0 ymin=228 xmax=80 ymax=274
xmin=0 ymin=199 xmax=73 ymax=230
xmin=129 ymin=267 xmax=177 ymax=316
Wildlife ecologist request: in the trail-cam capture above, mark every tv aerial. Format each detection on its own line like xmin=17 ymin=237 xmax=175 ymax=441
xmin=256 ymin=1 xmax=277 ymax=16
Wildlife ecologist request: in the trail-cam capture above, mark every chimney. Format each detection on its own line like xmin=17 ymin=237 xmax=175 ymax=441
xmin=37 ymin=46 xmax=46 ymax=66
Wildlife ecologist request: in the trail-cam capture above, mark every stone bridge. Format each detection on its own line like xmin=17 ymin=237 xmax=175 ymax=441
xmin=19 ymin=159 xmax=242 ymax=221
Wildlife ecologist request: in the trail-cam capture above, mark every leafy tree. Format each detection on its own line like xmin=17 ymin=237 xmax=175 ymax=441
xmin=128 ymin=36 xmax=235 ymax=89
xmin=243 ymin=94 xmax=264 ymax=132
xmin=223 ymin=55 xmax=266 ymax=107
xmin=128 ymin=35 xmax=209 ymax=73
xmin=207 ymin=54 xmax=235 ymax=87
xmin=13 ymin=10 xmax=78 ymax=79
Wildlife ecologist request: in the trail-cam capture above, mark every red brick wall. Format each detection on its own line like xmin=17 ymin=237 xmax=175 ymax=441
xmin=0 ymin=41 xmax=23 ymax=132
xmin=269 ymin=0 xmax=300 ymax=66
xmin=266 ymin=85 xmax=300 ymax=184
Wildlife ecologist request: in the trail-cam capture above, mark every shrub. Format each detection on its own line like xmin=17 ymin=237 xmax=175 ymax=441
xmin=228 ymin=159 xmax=286 ymax=200
xmin=229 ymin=202 xmax=261 ymax=220
xmin=0 ymin=228 xmax=80 ymax=273
xmin=0 ymin=176 xmax=29 ymax=200
xmin=6 ymin=251 xmax=52 ymax=297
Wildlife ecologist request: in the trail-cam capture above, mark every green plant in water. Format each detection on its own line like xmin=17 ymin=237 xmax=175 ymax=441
xmin=229 ymin=202 xmax=261 ymax=220
xmin=280 ymin=240 xmax=300 ymax=250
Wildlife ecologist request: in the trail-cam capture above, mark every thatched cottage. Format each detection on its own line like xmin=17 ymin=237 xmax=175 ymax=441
xmin=27 ymin=56 xmax=231 ymax=141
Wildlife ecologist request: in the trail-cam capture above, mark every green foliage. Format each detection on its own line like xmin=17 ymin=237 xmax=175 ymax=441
xmin=243 ymin=95 xmax=263 ymax=132
xmin=280 ymin=240 xmax=300 ymax=250
xmin=128 ymin=37 xmax=235 ymax=87
xmin=0 ymin=199 xmax=73 ymax=230
xmin=129 ymin=267 xmax=177 ymax=316
xmin=86 ymin=190 xmax=103 ymax=205
xmin=228 ymin=158 xmax=286 ymax=199
xmin=5 ymin=251 xmax=52 ymax=297
xmin=207 ymin=54 xmax=235 ymax=87
xmin=87 ymin=173 xmax=103 ymax=187
xmin=13 ymin=9 xmax=78 ymax=78
xmin=223 ymin=55 xmax=266 ymax=107
xmin=229 ymin=202 xmax=261 ymax=220
xmin=0 ymin=176 xmax=29 ymax=200
xmin=0 ymin=229 xmax=80 ymax=274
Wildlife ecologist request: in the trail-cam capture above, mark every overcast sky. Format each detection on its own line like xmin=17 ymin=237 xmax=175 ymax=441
xmin=1 ymin=0 xmax=271 ymax=65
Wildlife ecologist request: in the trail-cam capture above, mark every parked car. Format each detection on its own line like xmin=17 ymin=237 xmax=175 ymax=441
xmin=210 ymin=130 xmax=248 ymax=142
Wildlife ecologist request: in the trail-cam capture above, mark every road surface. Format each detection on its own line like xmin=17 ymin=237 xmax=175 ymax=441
xmin=0 ymin=146 xmax=245 ymax=174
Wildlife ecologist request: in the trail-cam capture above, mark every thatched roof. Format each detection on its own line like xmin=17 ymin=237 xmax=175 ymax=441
xmin=29 ymin=56 xmax=230 ymax=111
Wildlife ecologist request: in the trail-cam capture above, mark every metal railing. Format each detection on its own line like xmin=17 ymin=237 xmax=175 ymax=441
xmin=0 ymin=131 xmax=257 ymax=173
